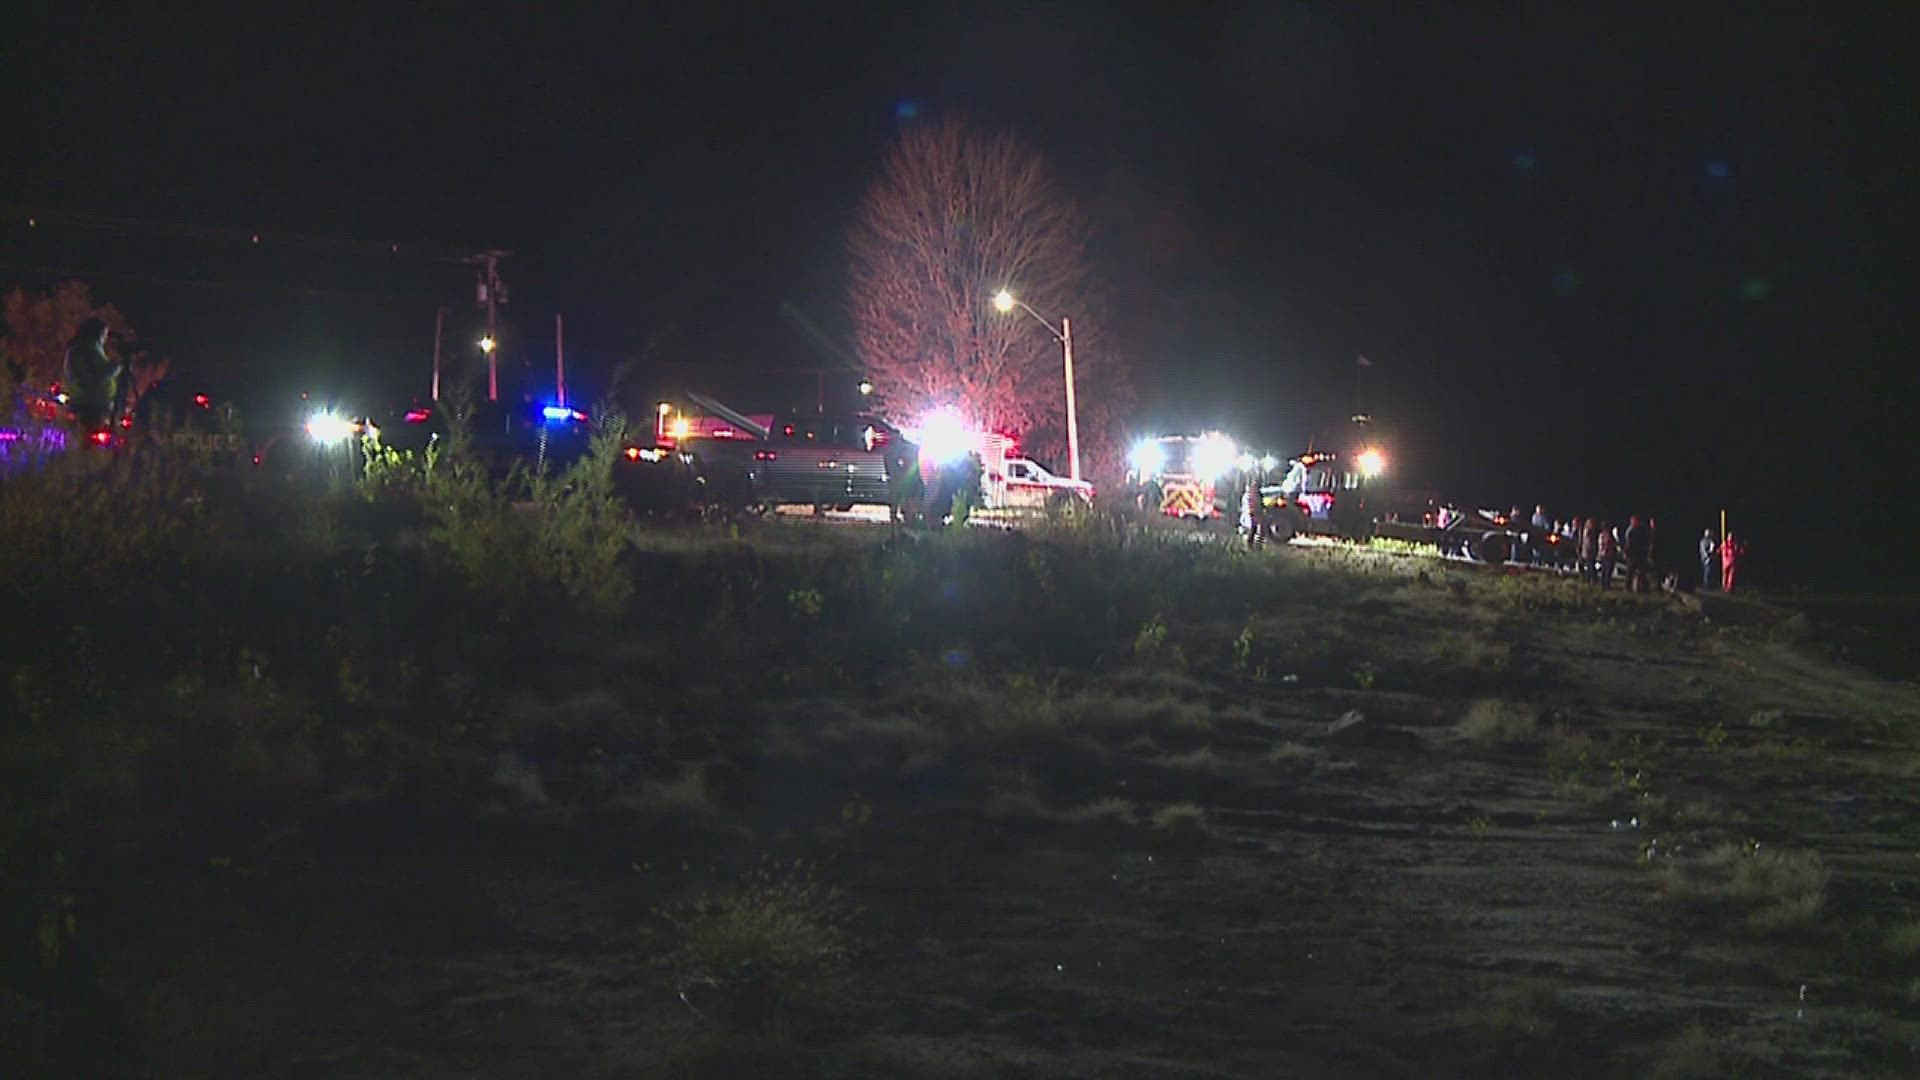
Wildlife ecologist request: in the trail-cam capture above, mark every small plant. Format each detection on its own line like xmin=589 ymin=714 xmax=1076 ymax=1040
xmin=1232 ymin=615 xmax=1257 ymax=675
xmin=1352 ymin=663 xmax=1376 ymax=691
xmin=1468 ymin=814 xmax=1494 ymax=837
xmin=786 ymin=588 xmax=824 ymax=619
xmin=1132 ymin=614 xmax=1187 ymax=673
xmin=1697 ymin=720 xmax=1729 ymax=752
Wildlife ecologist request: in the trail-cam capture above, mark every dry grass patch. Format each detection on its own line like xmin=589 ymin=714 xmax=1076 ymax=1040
xmin=1062 ymin=797 xmax=1138 ymax=826
xmin=1657 ymin=841 xmax=1829 ymax=933
xmin=1149 ymin=802 xmax=1211 ymax=841
xmin=1163 ymin=746 xmax=1219 ymax=772
xmin=1458 ymin=699 xmax=1539 ymax=745
xmin=1884 ymin=921 xmax=1920 ymax=958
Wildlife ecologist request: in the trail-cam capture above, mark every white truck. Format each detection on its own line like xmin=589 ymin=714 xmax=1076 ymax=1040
xmin=987 ymin=456 xmax=1095 ymax=509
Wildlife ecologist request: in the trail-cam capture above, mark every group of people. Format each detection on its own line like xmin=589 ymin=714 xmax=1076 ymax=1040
xmin=1519 ymin=506 xmax=1747 ymax=594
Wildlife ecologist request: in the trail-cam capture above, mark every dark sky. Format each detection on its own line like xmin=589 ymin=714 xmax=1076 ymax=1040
xmin=5 ymin=3 xmax=1917 ymax=586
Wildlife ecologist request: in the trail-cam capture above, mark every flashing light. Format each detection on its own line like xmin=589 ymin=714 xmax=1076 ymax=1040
xmin=479 ymin=335 xmax=496 ymax=353
xmin=914 ymin=406 xmax=971 ymax=465
xmin=1235 ymin=452 xmax=1257 ymax=472
xmin=623 ymin=446 xmax=642 ymax=461
xmin=119 ymin=415 xmax=133 ymax=429
xmin=1128 ymin=439 xmax=1165 ymax=476
xmin=657 ymin=402 xmax=672 ymax=416
xmin=404 ymin=408 xmax=431 ymax=423
xmin=1357 ymin=447 xmax=1387 ymax=478
xmin=193 ymin=393 xmax=211 ymax=409
xmin=304 ymin=412 xmax=357 ymax=443
xmin=1192 ymin=432 xmax=1239 ymax=479
xmin=542 ymin=404 xmax=588 ymax=424
xmin=754 ymin=449 xmax=778 ymax=462
xmin=89 ymin=430 xmax=113 ymax=446
xmin=1261 ymin=454 xmax=1279 ymax=471
xmin=671 ymin=417 xmax=690 ymax=440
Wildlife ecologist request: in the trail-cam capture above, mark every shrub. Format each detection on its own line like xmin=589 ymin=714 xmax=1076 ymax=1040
xmin=1883 ymin=921 xmax=1920 ymax=958
xmin=1062 ymin=797 xmax=1137 ymax=826
xmin=662 ymin=861 xmax=851 ymax=1029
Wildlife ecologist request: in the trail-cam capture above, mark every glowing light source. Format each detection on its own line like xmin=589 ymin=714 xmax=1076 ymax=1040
xmin=193 ymin=393 xmax=211 ymax=408
xmin=479 ymin=335 xmax=496 ymax=353
xmin=671 ymin=417 xmax=690 ymax=440
xmin=1261 ymin=454 xmax=1279 ymax=471
xmin=404 ymin=408 xmax=431 ymax=423
xmin=1128 ymin=439 xmax=1165 ymax=476
xmin=858 ymin=380 xmax=873 ymax=396
xmin=542 ymin=404 xmax=588 ymax=423
xmin=1357 ymin=448 xmax=1387 ymax=478
xmin=914 ymin=406 xmax=972 ymax=465
xmin=992 ymin=289 xmax=1016 ymax=313
xmin=1191 ymin=433 xmax=1238 ymax=479
xmin=304 ymin=413 xmax=357 ymax=443
xmin=1235 ymin=452 xmax=1257 ymax=472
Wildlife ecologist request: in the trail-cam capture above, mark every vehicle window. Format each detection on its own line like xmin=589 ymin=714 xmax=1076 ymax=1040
xmin=1008 ymin=462 xmax=1029 ymax=480
xmin=1308 ymin=466 xmax=1335 ymax=492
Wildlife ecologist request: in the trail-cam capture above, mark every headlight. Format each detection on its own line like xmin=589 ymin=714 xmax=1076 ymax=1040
xmin=914 ymin=406 xmax=972 ymax=465
xmin=1128 ymin=439 xmax=1165 ymax=476
xmin=1191 ymin=432 xmax=1238 ymax=478
xmin=304 ymin=413 xmax=357 ymax=442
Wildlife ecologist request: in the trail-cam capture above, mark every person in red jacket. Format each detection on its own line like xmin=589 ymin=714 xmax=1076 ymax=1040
xmin=1721 ymin=531 xmax=1747 ymax=593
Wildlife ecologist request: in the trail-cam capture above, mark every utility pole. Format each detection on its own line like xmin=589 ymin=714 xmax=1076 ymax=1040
xmin=554 ymin=314 xmax=566 ymax=407
xmin=465 ymin=250 xmax=511 ymax=401
xmin=430 ymin=306 xmax=445 ymax=401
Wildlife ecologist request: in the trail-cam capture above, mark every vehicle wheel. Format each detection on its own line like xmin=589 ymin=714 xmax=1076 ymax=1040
xmin=1476 ymin=532 xmax=1512 ymax=564
xmin=832 ymin=503 xmax=854 ymax=513
xmin=812 ymin=502 xmax=827 ymax=517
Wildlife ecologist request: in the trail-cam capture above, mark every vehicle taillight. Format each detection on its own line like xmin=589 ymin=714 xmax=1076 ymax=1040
xmin=193 ymin=393 xmax=211 ymax=408
xmin=624 ymin=446 xmax=642 ymax=461
xmin=404 ymin=408 xmax=431 ymax=423
xmin=90 ymin=430 xmax=113 ymax=446
xmin=754 ymin=449 xmax=778 ymax=461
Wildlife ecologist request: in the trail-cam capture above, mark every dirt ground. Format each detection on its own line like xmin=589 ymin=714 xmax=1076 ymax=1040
xmin=26 ymin=540 xmax=1920 ymax=1078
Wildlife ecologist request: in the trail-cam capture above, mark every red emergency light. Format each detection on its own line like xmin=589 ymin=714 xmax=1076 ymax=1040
xmin=193 ymin=393 xmax=211 ymax=409
xmin=404 ymin=408 xmax=432 ymax=423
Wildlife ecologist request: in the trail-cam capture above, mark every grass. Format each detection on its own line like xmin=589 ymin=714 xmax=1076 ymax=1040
xmin=1657 ymin=841 xmax=1830 ymax=933
xmin=1884 ymin=921 xmax=1920 ymax=958
xmin=1149 ymin=802 xmax=1211 ymax=841
xmin=1458 ymin=699 xmax=1540 ymax=745
xmin=1062 ymin=797 xmax=1138 ymax=826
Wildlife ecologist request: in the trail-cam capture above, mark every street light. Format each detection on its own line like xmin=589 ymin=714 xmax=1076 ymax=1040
xmin=657 ymin=401 xmax=672 ymax=441
xmin=479 ymin=335 xmax=496 ymax=354
xmin=992 ymin=287 xmax=1080 ymax=481
xmin=858 ymin=380 xmax=873 ymax=396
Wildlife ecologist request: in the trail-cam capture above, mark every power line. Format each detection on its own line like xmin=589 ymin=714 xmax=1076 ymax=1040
xmin=3 ymin=202 xmax=481 ymax=262
xmin=0 ymin=261 xmax=461 ymax=306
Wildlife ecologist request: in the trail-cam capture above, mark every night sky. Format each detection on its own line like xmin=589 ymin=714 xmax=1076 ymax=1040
xmin=5 ymin=4 xmax=1917 ymax=586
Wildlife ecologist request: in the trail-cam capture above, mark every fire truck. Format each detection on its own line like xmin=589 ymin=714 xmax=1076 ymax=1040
xmin=1126 ymin=433 xmax=1240 ymax=518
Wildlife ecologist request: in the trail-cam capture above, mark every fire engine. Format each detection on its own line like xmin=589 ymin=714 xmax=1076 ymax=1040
xmin=1126 ymin=432 xmax=1239 ymax=518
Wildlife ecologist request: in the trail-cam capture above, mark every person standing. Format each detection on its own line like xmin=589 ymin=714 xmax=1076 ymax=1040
xmin=1596 ymin=520 xmax=1618 ymax=590
xmin=63 ymin=317 xmax=124 ymax=434
xmin=1579 ymin=518 xmax=1599 ymax=584
xmin=1721 ymin=531 xmax=1747 ymax=593
xmin=1624 ymin=515 xmax=1653 ymax=593
xmin=1699 ymin=529 xmax=1718 ymax=592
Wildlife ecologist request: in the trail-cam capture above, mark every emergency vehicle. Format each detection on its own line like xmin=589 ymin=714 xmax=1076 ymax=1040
xmin=1126 ymin=433 xmax=1239 ymax=519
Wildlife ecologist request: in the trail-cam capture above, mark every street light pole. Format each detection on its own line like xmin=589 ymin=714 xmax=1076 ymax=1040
xmin=1061 ymin=316 xmax=1079 ymax=481
xmin=993 ymin=289 xmax=1082 ymax=481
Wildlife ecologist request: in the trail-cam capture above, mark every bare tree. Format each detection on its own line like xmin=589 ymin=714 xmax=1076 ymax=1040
xmin=849 ymin=118 xmax=1131 ymax=473
xmin=2 ymin=281 xmax=166 ymax=405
